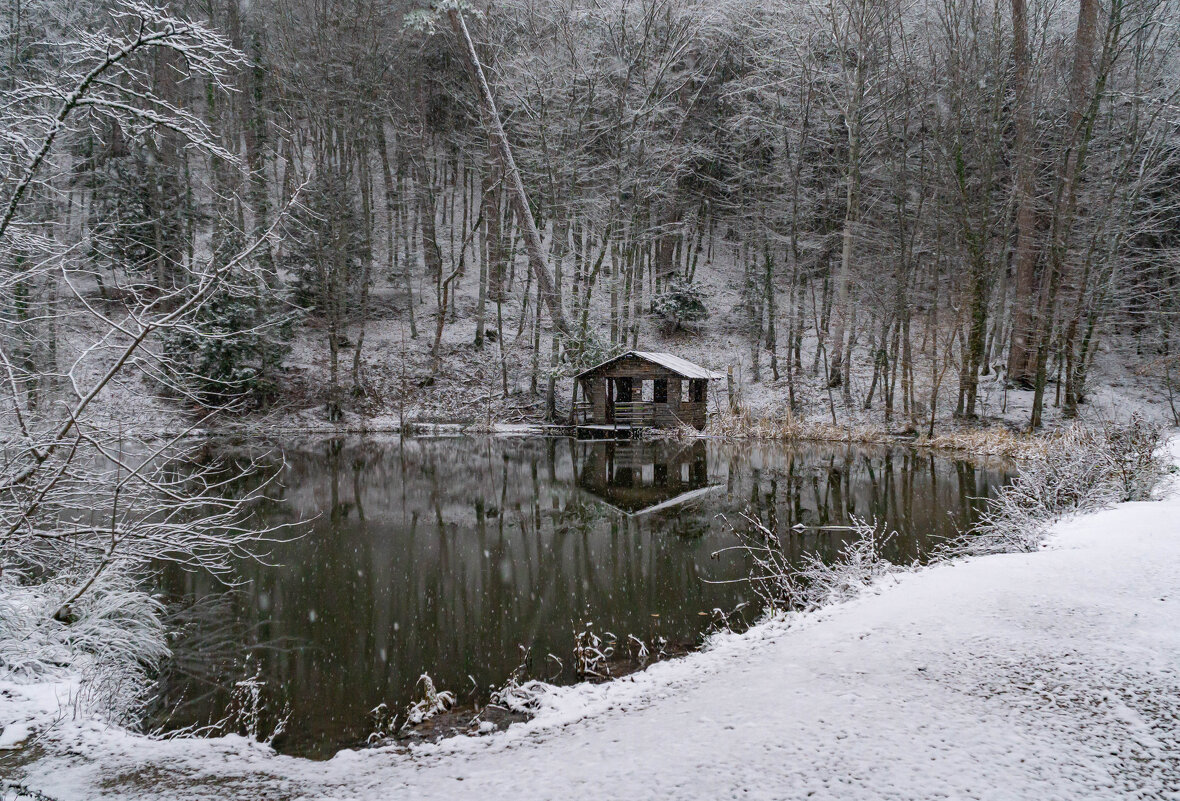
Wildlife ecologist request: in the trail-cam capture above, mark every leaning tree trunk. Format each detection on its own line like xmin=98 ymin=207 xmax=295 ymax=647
xmin=448 ymin=9 xmax=569 ymax=337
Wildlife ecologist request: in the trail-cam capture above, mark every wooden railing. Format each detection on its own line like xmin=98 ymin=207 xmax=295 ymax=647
xmin=573 ymin=401 xmax=593 ymax=424
xmin=613 ymin=401 xmax=652 ymax=426
xmin=575 ymin=401 xmax=678 ymax=427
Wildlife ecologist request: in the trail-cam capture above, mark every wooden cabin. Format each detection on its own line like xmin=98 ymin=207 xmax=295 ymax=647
xmin=572 ymin=351 xmax=723 ymax=432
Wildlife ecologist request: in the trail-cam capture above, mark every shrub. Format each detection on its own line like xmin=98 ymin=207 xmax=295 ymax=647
xmin=0 ymin=569 xmax=167 ymax=725
xmin=951 ymin=415 xmax=1168 ymax=557
xmin=488 ymin=671 xmax=550 ymax=716
xmin=723 ymin=515 xmax=899 ymax=612
xmin=403 ymin=673 xmax=455 ymax=727
xmin=573 ymin=622 xmax=616 ymax=679
xmin=160 ymin=285 xmax=291 ymax=409
xmin=1100 ymin=414 xmax=1167 ymax=502
xmin=652 ymin=276 xmax=708 ymax=332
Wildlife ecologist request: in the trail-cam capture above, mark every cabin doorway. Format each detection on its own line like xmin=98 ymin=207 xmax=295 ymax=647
xmin=606 ymin=377 xmax=632 ymax=424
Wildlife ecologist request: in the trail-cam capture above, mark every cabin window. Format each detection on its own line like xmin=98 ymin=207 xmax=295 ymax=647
xmin=690 ymin=379 xmax=706 ymax=403
xmin=654 ymin=379 xmax=668 ymax=404
xmin=641 ymin=380 xmax=654 ymax=402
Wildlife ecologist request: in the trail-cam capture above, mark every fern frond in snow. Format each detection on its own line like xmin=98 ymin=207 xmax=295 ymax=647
xmin=403 ymin=674 xmax=456 ymax=727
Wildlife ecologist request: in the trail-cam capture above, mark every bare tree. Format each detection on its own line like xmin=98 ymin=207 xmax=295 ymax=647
xmin=0 ymin=0 xmax=288 ymax=709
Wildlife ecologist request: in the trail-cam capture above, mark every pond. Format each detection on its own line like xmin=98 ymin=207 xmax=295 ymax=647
xmin=149 ymin=436 xmax=1010 ymax=759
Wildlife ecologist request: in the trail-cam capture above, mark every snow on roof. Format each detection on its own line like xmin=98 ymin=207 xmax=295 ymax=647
xmin=576 ymin=351 xmax=724 ymax=380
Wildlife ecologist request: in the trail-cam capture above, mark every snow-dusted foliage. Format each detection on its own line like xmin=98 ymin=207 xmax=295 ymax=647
xmin=365 ymin=702 xmax=398 ymax=745
xmin=0 ymin=571 xmax=167 ymax=723
xmin=651 ymin=277 xmax=708 ymax=333
xmin=728 ymin=515 xmax=900 ymax=612
xmin=1099 ymin=415 xmax=1170 ymax=502
xmin=488 ymin=674 xmax=552 ymax=716
xmin=222 ymin=656 xmax=289 ymax=745
xmin=403 ymin=674 xmax=456 ymax=727
xmin=0 ymin=0 xmax=287 ymax=724
xmin=952 ymin=415 xmax=1169 ymax=556
xmin=0 ymin=433 xmax=280 ymax=706
xmin=573 ymin=624 xmax=617 ymax=679
xmin=0 ymin=781 xmax=57 ymax=801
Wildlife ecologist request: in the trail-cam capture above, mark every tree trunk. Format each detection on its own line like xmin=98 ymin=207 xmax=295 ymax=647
xmin=828 ymin=8 xmax=867 ymax=390
xmin=1006 ymin=0 xmax=1039 ymax=387
xmin=448 ymin=9 xmax=570 ymax=337
xmin=1031 ymin=0 xmax=1101 ymax=428
xmin=764 ymin=244 xmax=778 ymax=381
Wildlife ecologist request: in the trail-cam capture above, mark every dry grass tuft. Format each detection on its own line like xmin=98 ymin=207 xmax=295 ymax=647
xmin=684 ymin=407 xmax=1044 ymax=457
xmin=920 ymin=427 xmax=1047 ymax=458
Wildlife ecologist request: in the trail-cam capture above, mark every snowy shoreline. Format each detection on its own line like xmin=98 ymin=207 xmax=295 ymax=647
xmin=138 ymin=416 xmax=1047 ymax=461
xmin=3 ymin=439 xmax=1176 ymax=800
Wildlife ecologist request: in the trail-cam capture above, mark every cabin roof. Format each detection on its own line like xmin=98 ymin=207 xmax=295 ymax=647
xmin=575 ymin=350 xmax=724 ymax=381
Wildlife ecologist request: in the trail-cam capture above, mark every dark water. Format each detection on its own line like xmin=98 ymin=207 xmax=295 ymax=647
xmin=150 ymin=436 xmax=1009 ymax=758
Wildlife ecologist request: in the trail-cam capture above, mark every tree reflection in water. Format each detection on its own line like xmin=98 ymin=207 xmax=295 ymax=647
xmin=150 ymin=436 xmax=1009 ymax=758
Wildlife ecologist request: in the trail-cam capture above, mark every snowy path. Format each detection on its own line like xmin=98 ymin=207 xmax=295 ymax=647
xmin=8 ymin=480 xmax=1180 ymax=800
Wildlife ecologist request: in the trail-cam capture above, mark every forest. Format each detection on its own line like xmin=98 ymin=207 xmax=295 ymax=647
xmin=3 ymin=0 xmax=1179 ymax=436
xmin=4 ymin=3 xmax=1180 ymax=797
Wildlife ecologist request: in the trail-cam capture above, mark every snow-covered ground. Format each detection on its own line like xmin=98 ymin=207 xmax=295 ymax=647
xmin=3 ymin=444 xmax=1178 ymax=799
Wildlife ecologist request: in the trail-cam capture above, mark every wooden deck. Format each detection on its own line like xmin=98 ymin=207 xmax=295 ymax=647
xmin=575 ymin=424 xmax=642 ymax=439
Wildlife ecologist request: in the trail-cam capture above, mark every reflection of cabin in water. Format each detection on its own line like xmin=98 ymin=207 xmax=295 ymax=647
xmin=575 ymin=441 xmax=718 ymax=516
xmin=573 ymin=351 xmax=723 ymax=434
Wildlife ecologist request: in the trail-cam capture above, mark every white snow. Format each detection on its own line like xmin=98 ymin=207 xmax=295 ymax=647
xmin=4 ymin=443 xmax=1179 ymax=799
xmin=0 ymin=723 xmax=30 ymax=750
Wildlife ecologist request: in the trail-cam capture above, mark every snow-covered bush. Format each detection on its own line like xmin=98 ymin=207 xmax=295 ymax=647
xmin=488 ymin=674 xmax=551 ymax=716
xmin=1 ymin=442 xmax=274 ymax=678
xmin=951 ymin=416 xmax=1168 ymax=556
xmin=0 ymin=570 xmax=167 ymax=724
xmin=726 ymin=515 xmax=899 ymax=612
xmin=1099 ymin=414 xmax=1168 ymax=502
xmin=160 ymin=282 xmax=292 ymax=409
xmin=403 ymin=673 xmax=455 ymax=726
xmin=573 ymin=624 xmax=616 ymax=679
xmin=365 ymin=702 xmax=397 ymax=745
xmin=651 ymin=277 xmax=708 ymax=332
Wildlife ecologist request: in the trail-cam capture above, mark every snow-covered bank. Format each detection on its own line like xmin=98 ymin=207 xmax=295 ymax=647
xmin=4 ymin=444 xmax=1179 ymax=800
